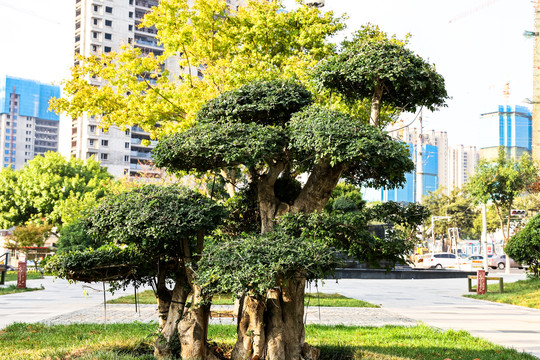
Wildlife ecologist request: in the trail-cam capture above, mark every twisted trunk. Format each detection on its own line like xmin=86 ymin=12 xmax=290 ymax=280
xmin=231 ymin=273 xmax=319 ymax=360
xmin=232 ymin=159 xmax=343 ymax=360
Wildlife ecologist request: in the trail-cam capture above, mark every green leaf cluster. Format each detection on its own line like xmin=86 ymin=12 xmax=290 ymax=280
xmin=0 ymin=152 xmax=114 ymax=228
xmin=506 ymin=214 xmax=540 ymax=277
xmin=45 ymin=185 xmax=227 ymax=285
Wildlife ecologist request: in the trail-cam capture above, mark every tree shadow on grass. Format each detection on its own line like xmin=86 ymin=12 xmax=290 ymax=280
xmin=318 ymin=344 xmax=536 ymax=360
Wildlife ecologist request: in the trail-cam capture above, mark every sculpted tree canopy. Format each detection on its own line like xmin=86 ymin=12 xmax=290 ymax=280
xmin=51 ymin=0 xmax=344 ymax=137
xmin=45 ymin=185 xmax=226 ymax=359
xmin=153 ymin=79 xmax=416 ymax=360
xmin=312 ymin=25 xmax=448 ymax=127
xmin=0 ymin=152 xmax=114 ymax=229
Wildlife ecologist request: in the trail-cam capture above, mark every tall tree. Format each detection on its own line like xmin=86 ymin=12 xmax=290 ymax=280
xmin=0 ymin=152 xmax=114 ymax=229
xmin=51 ymin=0 xmax=345 ymax=138
xmin=153 ymin=79 xmax=417 ymax=359
xmin=467 ymin=147 xmax=538 ymax=270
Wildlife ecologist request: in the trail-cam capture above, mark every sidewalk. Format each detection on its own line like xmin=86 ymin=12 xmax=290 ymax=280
xmin=0 ymin=277 xmax=140 ymax=329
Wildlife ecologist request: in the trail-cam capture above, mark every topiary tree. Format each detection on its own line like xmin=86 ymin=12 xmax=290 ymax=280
xmin=153 ymin=79 xmax=417 ymax=359
xmin=45 ymin=185 xmax=226 ymax=359
xmin=312 ymin=25 xmax=448 ymax=127
xmin=506 ymin=214 xmax=540 ymax=277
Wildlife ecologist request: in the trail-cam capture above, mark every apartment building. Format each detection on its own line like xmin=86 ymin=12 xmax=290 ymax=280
xmin=71 ymin=0 xmax=163 ymax=178
xmin=0 ymin=75 xmax=60 ymax=170
xmin=447 ymin=145 xmax=478 ymax=192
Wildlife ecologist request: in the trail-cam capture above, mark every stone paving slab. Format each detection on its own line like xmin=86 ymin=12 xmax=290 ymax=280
xmin=43 ymin=304 xmax=418 ymax=327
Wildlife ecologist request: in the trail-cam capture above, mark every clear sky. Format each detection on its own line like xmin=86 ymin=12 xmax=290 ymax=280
xmin=0 ymin=0 xmax=534 ymax=147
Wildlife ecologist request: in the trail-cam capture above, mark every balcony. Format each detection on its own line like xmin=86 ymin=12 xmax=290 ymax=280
xmin=135 ymin=0 xmax=159 ymax=9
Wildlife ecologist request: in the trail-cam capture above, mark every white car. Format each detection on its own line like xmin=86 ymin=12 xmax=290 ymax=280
xmin=419 ymin=252 xmax=460 ymax=269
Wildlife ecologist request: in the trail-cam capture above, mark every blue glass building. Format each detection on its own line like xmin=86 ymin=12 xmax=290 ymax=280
xmin=363 ymin=142 xmax=439 ymax=203
xmin=0 ymin=75 xmax=60 ymax=169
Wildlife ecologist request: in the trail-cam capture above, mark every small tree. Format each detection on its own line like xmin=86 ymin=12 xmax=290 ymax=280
xmin=506 ymin=213 xmax=540 ymax=277
xmin=45 ymin=185 xmax=226 ymax=359
xmin=468 ymin=148 xmax=538 ymax=270
xmin=5 ymin=224 xmax=53 ymax=269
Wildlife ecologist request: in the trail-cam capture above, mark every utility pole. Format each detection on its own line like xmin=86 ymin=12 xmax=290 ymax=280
xmin=416 ymin=111 xmax=424 ymax=204
xmin=532 ymin=2 xmax=540 ymax=161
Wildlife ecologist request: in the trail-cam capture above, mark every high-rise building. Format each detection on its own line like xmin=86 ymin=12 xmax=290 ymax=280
xmin=448 ymin=145 xmax=478 ymax=192
xmin=381 ymin=143 xmax=439 ymax=203
xmin=71 ymin=0 xmax=252 ymax=178
xmin=477 ymin=105 xmax=532 ymax=161
xmin=0 ymin=75 xmax=60 ymax=170
xmin=71 ymin=0 xmax=164 ymax=178
xmin=395 ymin=127 xmax=449 ymax=192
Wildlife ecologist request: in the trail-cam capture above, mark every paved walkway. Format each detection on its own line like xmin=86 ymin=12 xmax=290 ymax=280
xmin=1 ymin=274 xmax=539 ymax=359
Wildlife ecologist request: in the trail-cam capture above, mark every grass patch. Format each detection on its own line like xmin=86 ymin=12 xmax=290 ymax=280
xmin=0 ymin=322 xmax=534 ymax=360
xmin=465 ymin=277 xmax=540 ymax=308
xmin=3 ymin=271 xmax=48 ymax=282
xmin=108 ymin=291 xmax=378 ymax=308
xmin=0 ymin=284 xmax=44 ymax=296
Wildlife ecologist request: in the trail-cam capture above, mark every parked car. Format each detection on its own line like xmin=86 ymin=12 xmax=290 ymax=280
xmin=419 ymin=252 xmax=460 ymax=269
xmin=488 ymin=254 xmax=523 ymax=270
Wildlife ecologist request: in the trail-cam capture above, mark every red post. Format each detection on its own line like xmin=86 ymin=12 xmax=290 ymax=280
xmin=477 ymin=269 xmax=486 ymax=295
xmin=17 ymin=261 xmax=27 ymax=289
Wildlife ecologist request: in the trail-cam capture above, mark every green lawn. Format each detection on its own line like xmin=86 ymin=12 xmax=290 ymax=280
xmin=2 ymin=271 xmax=47 ymax=282
xmin=465 ymin=278 xmax=540 ymax=308
xmin=0 ymin=284 xmax=44 ymax=296
xmin=108 ymin=290 xmax=378 ymax=308
xmin=0 ymin=322 xmax=534 ymax=360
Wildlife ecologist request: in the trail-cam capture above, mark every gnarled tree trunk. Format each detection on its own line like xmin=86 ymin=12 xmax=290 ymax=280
xmin=231 ymin=273 xmax=319 ymax=360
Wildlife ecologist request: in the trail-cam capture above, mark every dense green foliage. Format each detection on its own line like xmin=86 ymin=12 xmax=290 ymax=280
xmin=198 ymin=224 xmax=341 ymax=297
xmin=288 ymin=106 xmax=414 ymax=188
xmin=45 ymin=185 xmax=226 ymax=286
xmin=154 ymin=81 xmax=414 ymax=191
xmin=506 ymin=215 xmax=540 ymax=277
xmin=312 ymin=25 xmax=448 ymax=127
xmin=467 ymin=148 xmax=538 ymax=243
xmin=0 ymin=152 xmax=113 ymax=228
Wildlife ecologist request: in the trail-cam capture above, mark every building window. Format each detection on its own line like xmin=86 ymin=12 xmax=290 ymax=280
xmin=100 ymin=153 xmax=109 ymax=160
xmin=4 ymin=150 xmax=9 ymax=155
xmin=89 ymin=139 xmax=95 ymax=146
xmin=104 ymin=46 xmax=112 ymax=53
xmin=92 ymin=31 xmax=100 ymax=39
xmin=4 ymin=157 xmax=8 ymax=162
xmin=105 ymin=6 xmax=113 ymax=13
xmin=124 ymin=155 xmax=129 ymax=162
xmin=105 ymin=33 xmax=112 ymax=40
xmin=89 ymin=125 xmax=96 ymax=133
xmin=13 ymin=130 xmax=16 ymax=134
xmin=25 ymin=138 xmax=31 ymax=142
xmin=128 ymin=24 xmax=133 ymax=31
xmin=105 ymin=19 xmax=112 ymax=26
xmin=129 ymin=0 xmax=133 ymax=4
xmin=25 ymin=131 xmax=31 ymax=135
xmin=5 ymin=136 xmax=9 ymax=141
xmin=129 ymin=11 xmax=133 ymax=18
xmin=101 ymin=140 xmax=109 ymax=146
xmin=5 ymin=129 xmax=9 ymax=134
xmin=125 ymin=129 xmax=130 ymax=135
xmin=125 ymin=142 xmax=130 ymax=149
xmin=93 ymin=5 xmax=101 ymax=12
